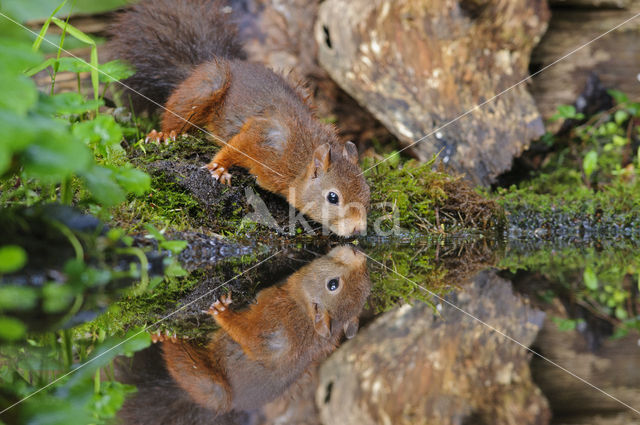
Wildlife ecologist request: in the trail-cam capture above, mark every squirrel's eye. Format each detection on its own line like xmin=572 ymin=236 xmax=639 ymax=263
xmin=327 ymin=191 xmax=339 ymax=204
xmin=327 ymin=278 xmax=340 ymax=292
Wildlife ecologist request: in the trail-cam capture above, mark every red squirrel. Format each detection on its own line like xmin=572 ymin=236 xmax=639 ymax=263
xmin=116 ymin=246 xmax=370 ymax=424
xmin=108 ymin=0 xmax=370 ymax=236
xmin=162 ymin=245 xmax=369 ymax=413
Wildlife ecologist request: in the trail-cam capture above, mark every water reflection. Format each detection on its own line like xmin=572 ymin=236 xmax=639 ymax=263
xmin=116 ymin=245 xmax=370 ymax=424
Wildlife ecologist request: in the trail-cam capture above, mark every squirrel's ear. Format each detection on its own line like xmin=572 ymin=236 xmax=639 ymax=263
xmin=343 ymin=317 xmax=359 ymax=339
xmin=311 ymin=143 xmax=331 ymax=178
xmin=342 ymin=141 xmax=359 ymax=165
xmin=313 ymin=303 xmax=331 ymax=339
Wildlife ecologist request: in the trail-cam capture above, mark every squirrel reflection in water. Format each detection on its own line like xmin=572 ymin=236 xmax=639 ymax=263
xmin=117 ymin=245 xmax=370 ymax=425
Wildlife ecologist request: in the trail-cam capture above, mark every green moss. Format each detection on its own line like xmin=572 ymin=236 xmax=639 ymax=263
xmin=496 ymin=96 xmax=640 ymax=241
xmin=364 ymin=156 xmax=504 ymax=235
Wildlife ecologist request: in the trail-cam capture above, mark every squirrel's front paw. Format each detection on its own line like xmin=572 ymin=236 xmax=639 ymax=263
xmin=203 ymin=162 xmax=232 ymax=185
xmin=206 ymin=293 xmax=233 ymax=317
xmin=145 ymin=129 xmax=177 ymax=144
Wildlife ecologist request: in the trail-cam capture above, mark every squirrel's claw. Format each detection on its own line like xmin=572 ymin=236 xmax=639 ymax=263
xmin=150 ymin=330 xmax=166 ymax=343
xmin=145 ymin=129 xmax=177 ymax=144
xmin=207 ymin=293 xmax=233 ymax=316
xmin=150 ymin=329 xmax=179 ymax=343
xmin=205 ymin=162 xmax=232 ymax=185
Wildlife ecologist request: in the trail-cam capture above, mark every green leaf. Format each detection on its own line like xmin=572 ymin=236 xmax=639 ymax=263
xmin=582 ymin=150 xmax=598 ymax=179
xmin=38 ymin=92 xmax=104 ymax=115
xmin=607 ymin=89 xmax=629 ymax=105
xmin=81 ymin=164 xmax=126 ymax=206
xmin=72 ymin=115 xmax=123 ymax=158
xmin=583 ymin=267 xmax=598 ymax=290
xmin=0 ymin=143 xmax=10 ymax=175
xmin=51 ymin=17 xmax=96 ymax=46
xmin=24 ymin=57 xmax=57 ymax=77
xmin=98 ymin=60 xmax=136 ymax=83
xmin=612 ymin=135 xmax=628 ymax=147
xmin=31 ymin=0 xmax=68 ymax=51
xmin=0 ymin=245 xmax=27 ymax=274
xmin=0 ymin=74 xmax=38 ymax=115
xmin=614 ymin=110 xmax=629 ymax=126
xmin=0 ymin=316 xmax=27 ymax=340
xmin=22 ymin=135 xmax=92 ymax=181
xmin=56 ymin=56 xmax=93 ymax=73
xmin=113 ymin=166 xmax=150 ymax=195
xmin=144 ymin=224 xmax=165 ymax=241
xmin=0 ymin=39 xmax=43 ymax=76
xmin=552 ymin=317 xmax=578 ymax=332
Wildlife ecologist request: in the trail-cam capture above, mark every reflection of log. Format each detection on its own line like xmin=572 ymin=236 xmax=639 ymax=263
xmin=315 ymin=0 xmax=550 ymax=185
xmin=316 ymin=270 xmax=550 ymax=425
xmin=531 ymin=307 xmax=640 ymax=425
xmin=530 ymin=0 xmax=640 ymax=131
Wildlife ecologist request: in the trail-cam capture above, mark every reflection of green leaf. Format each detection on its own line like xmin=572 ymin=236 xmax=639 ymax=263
xmin=91 ymin=381 xmax=137 ymax=419
xmin=583 ymin=151 xmax=598 ymax=179
xmin=0 ymin=286 xmax=37 ymax=311
xmin=614 ymin=110 xmax=629 ymax=126
xmin=583 ymin=267 xmax=598 ymax=290
xmin=0 ymin=316 xmax=27 ymax=340
xmin=552 ymin=317 xmax=581 ymax=332
xmin=42 ymin=282 xmax=74 ymax=313
xmin=144 ymin=224 xmax=165 ymax=241
xmin=614 ymin=306 xmax=628 ymax=320
xmin=551 ymin=104 xmax=585 ymax=122
xmin=160 ymin=240 xmax=188 ymax=254
xmin=120 ymin=329 xmax=152 ymax=356
xmin=0 ymin=245 xmax=27 ymax=273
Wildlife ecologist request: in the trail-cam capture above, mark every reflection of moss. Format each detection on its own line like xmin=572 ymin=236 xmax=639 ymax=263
xmin=364 ymin=157 xmax=504 ymax=235
xmin=501 ymin=242 xmax=639 ymax=338
xmin=81 ymin=270 xmax=206 ymax=339
xmin=81 ymin=251 xmax=267 ymax=341
xmin=365 ymin=238 xmax=499 ymax=313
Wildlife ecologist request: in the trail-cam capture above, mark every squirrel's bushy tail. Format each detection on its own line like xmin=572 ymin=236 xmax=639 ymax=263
xmin=107 ymin=0 xmax=245 ymax=112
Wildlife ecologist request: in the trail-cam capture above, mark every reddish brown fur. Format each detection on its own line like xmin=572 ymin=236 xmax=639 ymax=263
xmin=160 ymin=246 xmax=370 ymax=413
xmin=108 ymin=0 xmax=370 ymax=236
